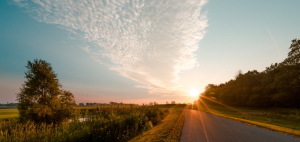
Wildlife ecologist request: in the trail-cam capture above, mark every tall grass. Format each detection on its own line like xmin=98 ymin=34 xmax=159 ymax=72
xmin=0 ymin=105 xmax=168 ymax=142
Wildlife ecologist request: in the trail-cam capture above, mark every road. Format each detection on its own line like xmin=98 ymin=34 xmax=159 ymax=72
xmin=179 ymin=109 xmax=300 ymax=142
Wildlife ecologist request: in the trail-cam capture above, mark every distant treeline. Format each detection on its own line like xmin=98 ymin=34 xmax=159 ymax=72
xmin=202 ymin=39 xmax=300 ymax=108
xmin=0 ymin=103 xmax=18 ymax=107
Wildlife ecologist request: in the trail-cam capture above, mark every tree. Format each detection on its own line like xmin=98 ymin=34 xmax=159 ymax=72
xmin=199 ymin=39 xmax=300 ymax=108
xmin=17 ymin=59 xmax=76 ymax=124
xmin=234 ymin=70 xmax=243 ymax=79
xmin=283 ymin=39 xmax=300 ymax=65
xmin=166 ymin=101 xmax=169 ymax=104
xmin=171 ymin=101 xmax=175 ymax=104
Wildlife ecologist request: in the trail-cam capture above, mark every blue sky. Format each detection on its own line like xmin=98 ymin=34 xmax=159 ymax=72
xmin=0 ymin=0 xmax=299 ymax=104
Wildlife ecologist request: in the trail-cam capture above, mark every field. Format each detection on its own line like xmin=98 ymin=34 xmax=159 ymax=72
xmin=75 ymin=106 xmax=99 ymax=110
xmin=0 ymin=108 xmax=18 ymax=121
xmin=0 ymin=107 xmax=106 ymax=121
xmin=0 ymin=106 xmax=136 ymax=121
xmin=157 ymin=99 xmax=300 ymax=136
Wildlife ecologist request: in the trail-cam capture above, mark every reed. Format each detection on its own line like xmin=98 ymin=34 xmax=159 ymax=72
xmin=0 ymin=105 xmax=168 ymax=142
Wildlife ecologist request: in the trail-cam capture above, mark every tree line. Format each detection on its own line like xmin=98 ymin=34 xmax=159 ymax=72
xmin=202 ymin=39 xmax=300 ymax=108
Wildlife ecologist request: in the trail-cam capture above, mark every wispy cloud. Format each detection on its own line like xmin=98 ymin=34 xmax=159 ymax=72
xmin=80 ymin=46 xmax=91 ymax=53
xmin=12 ymin=0 xmax=208 ymax=95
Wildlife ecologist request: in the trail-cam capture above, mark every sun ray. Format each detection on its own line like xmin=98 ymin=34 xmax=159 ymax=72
xmin=196 ymin=100 xmax=210 ymax=142
xmin=199 ymin=99 xmax=233 ymax=133
xmin=200 ymin=95 xmax=248 ymax=116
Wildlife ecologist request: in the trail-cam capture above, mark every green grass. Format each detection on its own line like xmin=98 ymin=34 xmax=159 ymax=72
xmin=0 ymin=106 xmax=99 ymax=122
xmin=200 ymin=100 xmax=300 ymax=130
xmin=158 ymin=100 xmax=300 ymax=137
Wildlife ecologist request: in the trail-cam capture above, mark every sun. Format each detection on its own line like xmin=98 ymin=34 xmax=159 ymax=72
xmin=189 ymin=88 xmax=199 ymax=97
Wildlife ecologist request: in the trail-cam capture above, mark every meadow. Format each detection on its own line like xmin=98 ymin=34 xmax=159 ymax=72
xmin=0 ymin=108 xmax=18 ymax=121
xmin=0 ymin=105 xmax=187 ymax=142
xmin=0 ymin=106 xmax=118 ymax=121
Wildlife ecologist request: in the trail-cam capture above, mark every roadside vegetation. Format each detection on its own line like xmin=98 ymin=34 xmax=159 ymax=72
xmin=129 ymin=109 xmax=185 ymax=142
xmin=0 ymin=106 xmax=187 ymax=142
xmin=0 ymin=106 xmax=169 ymax=142
xmin=196 ymin=99 xmax=300 ymax=136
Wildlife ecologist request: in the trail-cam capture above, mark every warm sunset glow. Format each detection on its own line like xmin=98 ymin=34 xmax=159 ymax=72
xmin=190 ymin=88 xmax=199 ymax=97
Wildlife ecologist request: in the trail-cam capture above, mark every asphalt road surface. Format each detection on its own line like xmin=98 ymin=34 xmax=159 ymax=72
xmin=179 ymin=109 xmax=300 ymax=142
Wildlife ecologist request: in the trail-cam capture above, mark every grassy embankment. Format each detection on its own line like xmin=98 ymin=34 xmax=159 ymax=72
xmin=130 ymin=109 xmax=185 ymax=142
xmin=158 ymin=99 xmax=300 ymax=137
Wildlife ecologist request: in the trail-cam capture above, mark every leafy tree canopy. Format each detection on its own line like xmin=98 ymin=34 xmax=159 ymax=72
xmin=201 ymin=39 xmax=300 ymax=108
xmin=17 ymin=59 xmax=76 ymax=124
xmin=284 ymin=39 xmax=300 ymax=65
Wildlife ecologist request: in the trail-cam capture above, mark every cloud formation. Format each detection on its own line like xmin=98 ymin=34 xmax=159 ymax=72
xmin=13 ymin=0 xmax=208 ymax=95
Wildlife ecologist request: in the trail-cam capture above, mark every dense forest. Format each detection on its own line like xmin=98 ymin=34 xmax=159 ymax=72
xmin=202 ymin=39 xmax=300 ymax=108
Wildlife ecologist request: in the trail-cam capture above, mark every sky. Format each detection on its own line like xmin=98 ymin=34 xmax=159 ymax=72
xmin=0 ymin=0 xmax=299 ymax=105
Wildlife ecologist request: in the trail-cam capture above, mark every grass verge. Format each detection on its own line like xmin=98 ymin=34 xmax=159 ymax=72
xmin=197 ymin=104 xmax=300 ymax=138
xmin=157 ymin=101 xmax=300 ymax=138
xmin=207 ymin=112 xmax=300 ymax=137
xmin=129 ymin=109 xmax=185 ymax=142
